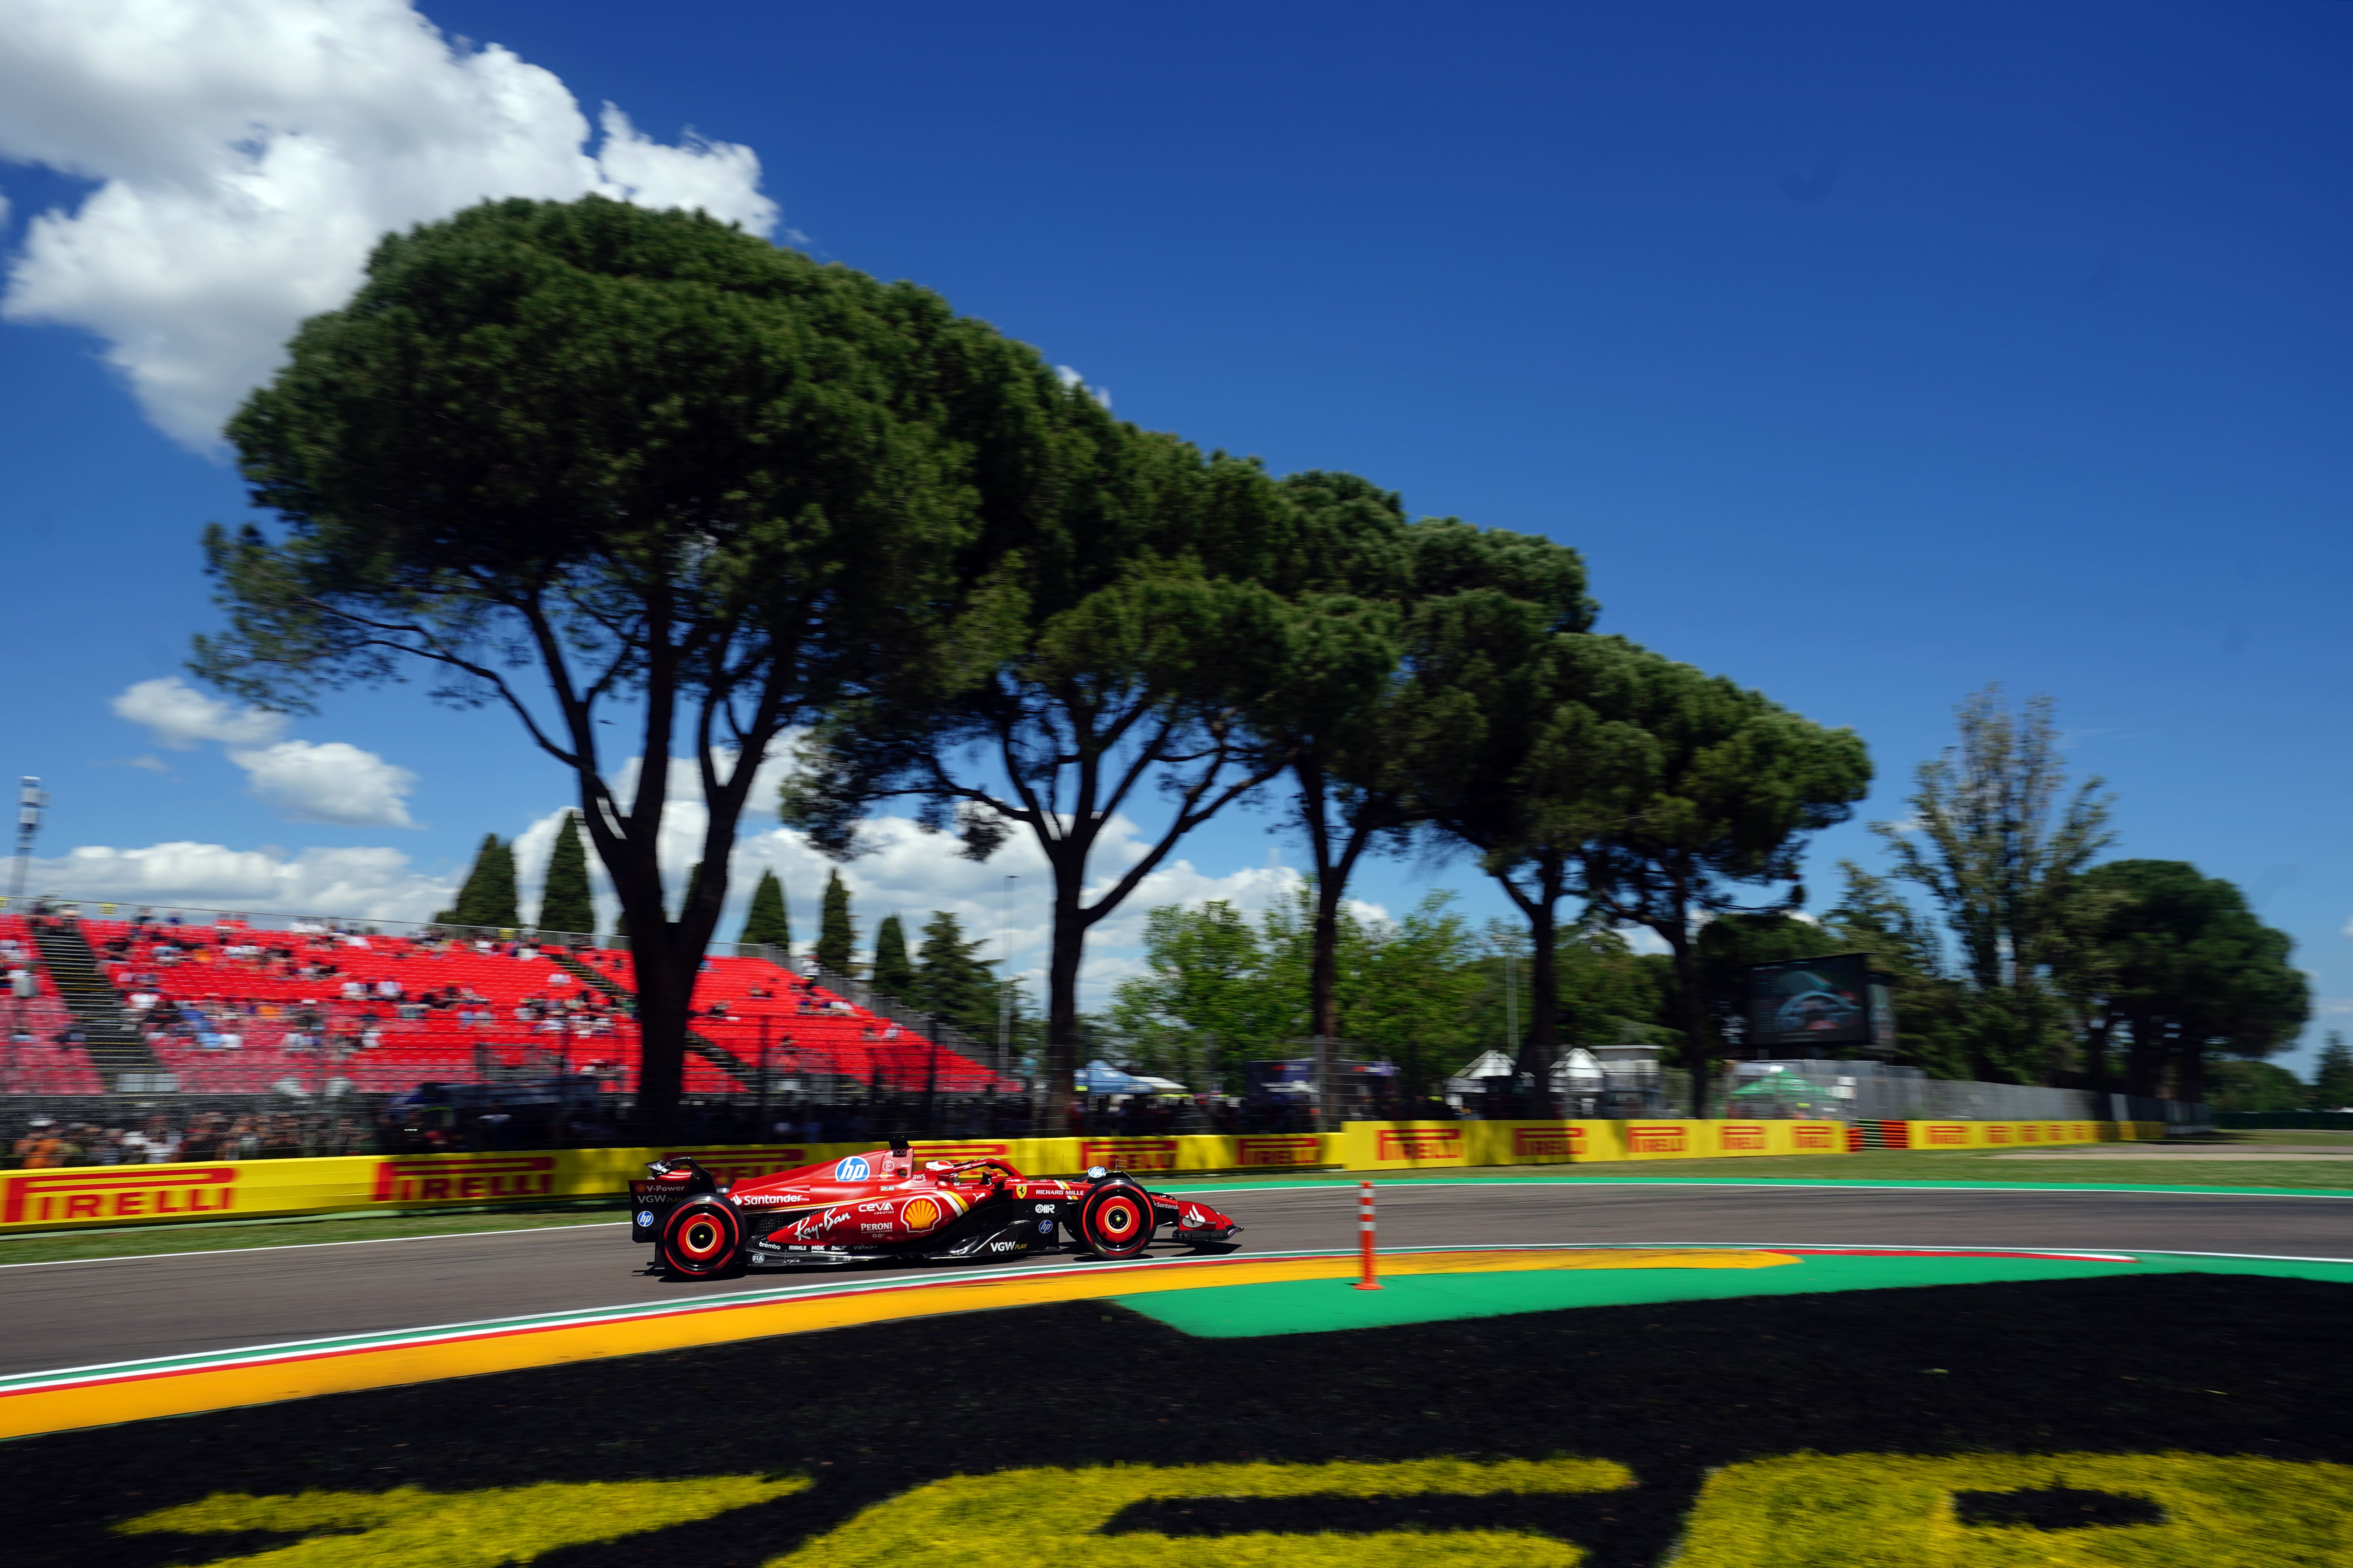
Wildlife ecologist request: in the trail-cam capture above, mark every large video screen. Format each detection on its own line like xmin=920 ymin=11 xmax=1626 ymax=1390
xmin=1744 ymin=953 xmax=1884 ymax=1053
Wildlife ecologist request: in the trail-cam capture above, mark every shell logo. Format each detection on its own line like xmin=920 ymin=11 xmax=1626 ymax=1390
xmin=902 ymin=1197 xmax=941 ymax=1231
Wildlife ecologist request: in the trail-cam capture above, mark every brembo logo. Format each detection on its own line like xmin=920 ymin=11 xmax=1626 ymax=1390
xmin=370 ymin=1156 xmax=556 ymax=1204
xmin=1922 ymin=1124 xmax=1970 ymax=1146
xmin=1236 ymin=1135 xmax=1323 ymax=1167
xmin=3 ymin=1165 xmax=238 ymax=1225
xmin=1717 ymin=1123 xmax=1768 ymax=1152
xmin=1511 ymin=1126 xmax=1581 ymax=1160
xmin=1079 ymin=1138 xmax=1180 ymax=1172
xmin=1375 ymin=1128 xmax=1462 ymax=1161
xmin=1627 ymin=1124 xmax=1688 ymax=1154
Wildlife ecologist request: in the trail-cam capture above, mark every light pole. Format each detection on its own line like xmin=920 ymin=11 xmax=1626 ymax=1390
xmin=9 ymin=777 xmax=45 ymax=906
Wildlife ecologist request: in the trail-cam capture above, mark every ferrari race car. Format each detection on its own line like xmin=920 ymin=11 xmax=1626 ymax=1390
xmin=630 ymin=1139 xmax=1244 ymax=1279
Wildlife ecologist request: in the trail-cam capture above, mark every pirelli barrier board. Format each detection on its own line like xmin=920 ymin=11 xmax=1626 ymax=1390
xmin=1339 ymin=1117 xmax=2163 ymax=1170
xmin=0 ymin=1135 xmax=1336 ymax=1235
xmin=0 ymin=1120 xmax=2169 ymax=1234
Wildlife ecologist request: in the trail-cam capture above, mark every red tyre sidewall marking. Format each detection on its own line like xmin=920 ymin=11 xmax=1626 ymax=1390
xmin=1089 ymin=1191 xmax=1147 ymax=1253
xmin=668 ymin=1206 xmax=736 ymax=1266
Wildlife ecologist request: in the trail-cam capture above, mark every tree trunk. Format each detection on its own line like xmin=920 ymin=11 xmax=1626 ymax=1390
xmin=1298 ymin=758 xmax=1344 ymax=1043
xmin=2173 ymin=1037 xmax=2209 ymax=1107
xmin=2121 ymin=1014 xmax=2166 ymax=1099
xmin=1518 ymin=878 xmax=1560 ymax=1117
xmin=630 ymin=932 xmax=691 ymax=1133
xmin=1668 ymin=927 xmax=1712 ymax=1119
xmin=2081 ymin=1014 xmax=2111 ymax=1095
xmin=1041 ymin=864 xmax=1087 ymax=1136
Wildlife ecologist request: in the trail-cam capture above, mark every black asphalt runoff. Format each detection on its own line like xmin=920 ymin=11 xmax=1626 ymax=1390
xmin=5 ymin=1178 xmax=2350 ymax=1378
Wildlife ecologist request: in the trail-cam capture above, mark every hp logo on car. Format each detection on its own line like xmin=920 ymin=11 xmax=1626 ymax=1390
xmin=834 ymin=1156 xmax=871 ymax=1180
xmin=635 ymin=1210 xmax=654 ymax=1228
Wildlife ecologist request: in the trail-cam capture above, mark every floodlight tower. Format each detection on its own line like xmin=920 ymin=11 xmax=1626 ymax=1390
xmin=8 ymin=777 xmax=44 ymax=906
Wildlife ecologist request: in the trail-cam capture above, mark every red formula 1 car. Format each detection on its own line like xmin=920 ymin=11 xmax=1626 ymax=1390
xmin=629 ymin=1139 xmax=1244 ymax=1279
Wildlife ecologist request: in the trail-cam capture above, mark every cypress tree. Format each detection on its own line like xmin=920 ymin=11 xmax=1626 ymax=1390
xmin=740 ymin=868 xmax=791 ymax=949
xmin=538 ymin=811 xmax=594 ymax=937
xmin=815 ymin=869 xmax=857 ymax=976
xmin=914 ymin=910 xmax=996 ymax=1036
xmin=871 ymin=913 xmax=914 ymax=999
xmin=2314 ymin=1031 xmax=2353 ymax=1111
xmin=445 ymin=834 xmax=520 ymax=929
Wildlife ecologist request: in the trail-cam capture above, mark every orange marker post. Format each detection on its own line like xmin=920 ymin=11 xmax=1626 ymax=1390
xmin=1354 ymin=1179 xmax=1382 ymax=1290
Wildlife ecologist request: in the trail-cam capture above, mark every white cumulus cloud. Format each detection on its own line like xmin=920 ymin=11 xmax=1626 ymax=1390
xmin=111 ymin=675 xmax=286 ymax=749
xmin=228 ymin=739 xmax=417 ymax=828
xmin=29 ymin=841 xmax=451 ymax=922
xmin=0 ymin=0 xmax=779 ymax=449
xmin=110 ymin=675 xmax=418 ymax=828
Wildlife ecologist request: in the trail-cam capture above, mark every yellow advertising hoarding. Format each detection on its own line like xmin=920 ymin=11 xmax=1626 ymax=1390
xmin=0 ymin=1117 xmax=2174 ymax=1234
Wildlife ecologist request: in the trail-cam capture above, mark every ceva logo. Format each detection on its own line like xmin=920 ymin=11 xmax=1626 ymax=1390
xmin=370 ymin=1156 xmax=557 ymax=1204
xmin=1375 ymin=1128 xmax=1463 ymax=1161
xmin=1236 ymin=1135 xmax=1322 ymax=1167
xmin=833 ymin=1156 xmax=872 ymax=1181
xmin=3 ymin=1165 xmax=238 ymax=1225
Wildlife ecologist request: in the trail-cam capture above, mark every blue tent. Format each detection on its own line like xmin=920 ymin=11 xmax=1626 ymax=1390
xmin=1074 ymin=1058 xmax=1154 ymax=1094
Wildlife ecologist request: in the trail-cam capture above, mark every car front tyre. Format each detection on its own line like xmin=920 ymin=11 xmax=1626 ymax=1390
xmin=1078 ymin=1186 xmax=1154 ymax=1260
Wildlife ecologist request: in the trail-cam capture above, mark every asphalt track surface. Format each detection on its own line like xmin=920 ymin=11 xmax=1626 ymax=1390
xmin=7 ymin=1179 xmax=2352 ymax=1379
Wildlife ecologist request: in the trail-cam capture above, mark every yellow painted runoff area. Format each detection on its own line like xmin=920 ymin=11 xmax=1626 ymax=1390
xmin=1675 ymin=1452 xmax=2353 ymax=1566
xmin=113 ymin=1454 xmax=2353 ymax=1567
xmin=764 ymin=1456 xmax=1634 ymax=1568
xmin=0 ymin=1248 xmax=1790 ymax=1441
xmin=117 ymin=1476 xmax=812 ymax=1568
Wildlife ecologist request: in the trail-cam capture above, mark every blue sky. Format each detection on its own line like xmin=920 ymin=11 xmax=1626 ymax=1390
xmin=1 ymin=1 xmax=2348 ymax=1067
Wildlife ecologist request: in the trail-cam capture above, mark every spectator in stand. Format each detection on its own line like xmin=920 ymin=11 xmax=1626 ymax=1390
xmin=263 ymin=1115 xmax=302 ymax=1159
xmin=178 ymin=1115 xmax=220 ymax=1160
xmin=87 ymin=1126 xmax=125 ymax=1165
xmin=12 ymin=1117 xmax=72 ymax=1167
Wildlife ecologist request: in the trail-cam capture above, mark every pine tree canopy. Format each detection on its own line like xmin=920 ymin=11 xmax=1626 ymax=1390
xmin=740 ymin=868 xmax=792 ymax=949
xmin=447 ymin=834 xmax=520 ymax=929
xmin=815 ymin=869 xmax=858 ymax=976
xmin=871 ymin=913 xmax=914 ymax=999
xmin=538 ymin=811 xmax=594 ymax=938
xmin=914 ymin=910 xmax=997 ymax=1037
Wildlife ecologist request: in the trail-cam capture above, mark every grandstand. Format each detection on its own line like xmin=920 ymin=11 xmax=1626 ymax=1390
xmin=1 ymin=907 xmax=1012 ymax=1101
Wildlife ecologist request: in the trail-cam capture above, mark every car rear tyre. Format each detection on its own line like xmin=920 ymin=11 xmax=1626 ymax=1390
xmin=1079 ymin=1186 xmax=1154 ymax=1259
xmin=660 ymin=1198 xmax=743 ymax=1279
